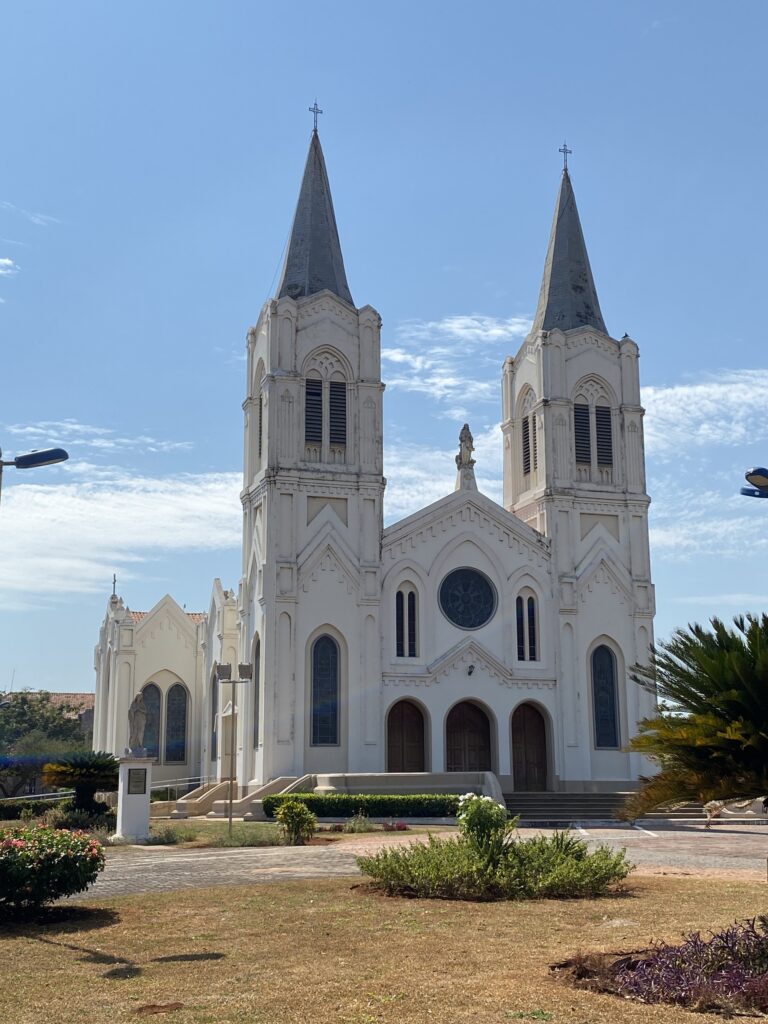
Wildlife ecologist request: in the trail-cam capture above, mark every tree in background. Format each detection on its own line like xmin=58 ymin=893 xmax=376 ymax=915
xmin=42 ymin=751 xmax=119 ymax=813
xmin=0 ymin=691 xmax=89 ymax=797
xmin=622 ymin=614 xmax=768 ymax=819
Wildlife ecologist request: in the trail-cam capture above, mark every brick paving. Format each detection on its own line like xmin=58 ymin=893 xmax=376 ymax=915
xmin=69 ymin=823 xmax=768 ymax=902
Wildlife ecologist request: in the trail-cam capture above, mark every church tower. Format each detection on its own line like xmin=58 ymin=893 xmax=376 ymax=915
xmin=239 ymin=128 xmax=385 ymax=786
xmin=501 ymin=164 xmax=655 ymax=786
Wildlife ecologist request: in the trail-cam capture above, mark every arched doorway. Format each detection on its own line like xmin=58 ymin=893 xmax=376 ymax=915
xmin=446 ymin=701 xmax=492 ymax=772
xmin=387 ymin=700 xmax=426 ymax=772
xmin=511 ymin=703 xmax=547 ymax=791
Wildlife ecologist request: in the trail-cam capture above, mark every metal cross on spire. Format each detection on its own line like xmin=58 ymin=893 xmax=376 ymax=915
xmin=309 ymin=101 xmax=323 ymax=133
xmin=559 ymin=140 xmax=572 ymax=171
xmin=112 ymin=573 xmax=117 ymax=597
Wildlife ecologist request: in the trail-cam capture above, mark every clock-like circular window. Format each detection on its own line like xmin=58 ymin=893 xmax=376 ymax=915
xmin=438 ymin=568 xmax=497 ymax=630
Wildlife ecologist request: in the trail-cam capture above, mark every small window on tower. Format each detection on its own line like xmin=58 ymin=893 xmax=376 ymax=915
xmin=574 ymin=403 xmax=591 ymax=464
xmin=521 ymin=417 xmax=531 ymax=476
xmin=305 ymin=379 xmax=322 ymax=443
xmin=595 ymin=405 xmax=613 ymax=466
xmin=329 ymin=381 xmax=347 ymax=446
xmin=531 ymin=415 xmax=538 ymax=471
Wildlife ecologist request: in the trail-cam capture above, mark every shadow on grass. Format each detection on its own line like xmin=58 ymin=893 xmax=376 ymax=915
xmin=6 ymin=915 xmax=226 ymax=981
xmin=0 ymin=905 xmax=120 ymax=932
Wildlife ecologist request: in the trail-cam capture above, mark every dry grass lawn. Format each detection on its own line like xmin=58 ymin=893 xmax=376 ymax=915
xmin=1 ymin=875 xmax=766 ymax=1024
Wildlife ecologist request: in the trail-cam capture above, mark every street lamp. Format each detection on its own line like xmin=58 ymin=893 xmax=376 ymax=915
xmin=215 ymin=662 xmax=252 ymax=836
xmin=0 ymin=446 xmax=69 ymax=507
xmin=741 ymin=467 xmax=768 ymax=500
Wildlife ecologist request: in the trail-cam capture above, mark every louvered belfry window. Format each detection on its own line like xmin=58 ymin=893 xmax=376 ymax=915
xmin=574 ymin=403 xmax=591 ymax=464
xmin=521 ymin=416 xmax=531 ymax=476
xmin=531 ymin=415 xmax=538 ymax=471
xmin=329 ymin=381 xmax=347 ymax=446
xmin=257 ymin=394 xmax=263 ymax=458
xmin=595 ymin=405 xmax=613 ymax=466
xmin=305 ymin=379 xmax=322 ymax=443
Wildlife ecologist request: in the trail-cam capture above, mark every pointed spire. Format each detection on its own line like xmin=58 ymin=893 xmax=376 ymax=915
xmin=531 ymin=169 xmax=607 ymax=336
xmin=276 ymin=132 xmax=354 ymax=306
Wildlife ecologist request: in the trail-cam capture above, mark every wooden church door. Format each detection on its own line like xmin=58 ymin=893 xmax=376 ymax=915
xmin=512 ymin=703 xmax=547 ymax=791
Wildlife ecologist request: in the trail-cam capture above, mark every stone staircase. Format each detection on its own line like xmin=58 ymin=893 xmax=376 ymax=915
xmin=503 ymin=792 xmax=706 ymax=823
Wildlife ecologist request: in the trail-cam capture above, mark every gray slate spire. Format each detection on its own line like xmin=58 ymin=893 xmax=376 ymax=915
xmin=276 ymin=132 xmax=354 ymax=306
xmin=531 ymin=169 xmax=607 ymax=336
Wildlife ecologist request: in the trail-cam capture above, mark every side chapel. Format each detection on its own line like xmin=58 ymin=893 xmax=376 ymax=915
xmin=93 ymin=128 xmax=656 ymax=798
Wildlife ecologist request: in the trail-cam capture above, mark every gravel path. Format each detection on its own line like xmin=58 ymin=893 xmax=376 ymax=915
xmin=69 ymin=823 xmax=768 ymax=901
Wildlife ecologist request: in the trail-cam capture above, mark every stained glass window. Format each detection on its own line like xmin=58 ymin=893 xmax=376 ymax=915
xmin=164 ymin=684 xmax=188 ymax=763
xmin=439 ymin=568 xmax=496 ymax=630
xmin=527 ymin=596 xmax=537 ymax=661
xmin=312 ymin=635 xmax=339 ymax=745
xmin=516 ymin=596 xmax=525 ymax=660
xmin=592 ymin=645 xmax=619 ymax=748
xmin=141 ymin=683 xmax=161 ymax=761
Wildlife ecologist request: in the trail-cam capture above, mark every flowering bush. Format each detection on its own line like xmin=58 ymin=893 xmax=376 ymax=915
xmin=0 ymin=825 xmax=105 ymax=914
xmin=456 ymin=793 xmax=514 ymax=857
xmin=358 ymin=799 xmax=631 ymax=901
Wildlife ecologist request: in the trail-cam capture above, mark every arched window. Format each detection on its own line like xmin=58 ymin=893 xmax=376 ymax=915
xmin=515 ymin=592 xmax=539 ymax=661
xmin=141 ymin=683 xmax=161 ymax=761
xmin=573 ymin=378 xmax=615 ymax=480
xmin=165 ymin=684 xmax=188 ymax=763
xmin=519 ymin=389 xmax=538 ymax=480
xmin=302 ymin=350 xmax=350 ymax=463
xmin=253 ymin=637 xmax=261 ymax=748
xmin=311 ymin=635 xmax=339 ymax=745
xmin=592 ymin=645 xmax=619 ymax=748
xmin=210 ymin=673 xmax=219 ymax=764
xmin=395 ymin=584 xmax=418 ymax=658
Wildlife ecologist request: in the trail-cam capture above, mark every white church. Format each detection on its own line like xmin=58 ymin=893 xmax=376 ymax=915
xmin=93 ymin=128 xmax=656 ymax=808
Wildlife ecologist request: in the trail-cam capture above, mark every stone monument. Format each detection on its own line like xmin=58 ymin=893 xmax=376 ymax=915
xmin=112 ymin=694 xmax=153 ymax=844
xmin=454 ymin=422 xmax=478 ymax=491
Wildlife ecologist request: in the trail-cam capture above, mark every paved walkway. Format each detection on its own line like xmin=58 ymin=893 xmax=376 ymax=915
xmin=70 ymin=823 xmax=768 ymax=901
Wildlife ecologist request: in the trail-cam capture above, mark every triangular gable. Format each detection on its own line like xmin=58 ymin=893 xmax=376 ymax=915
xmin=576 ymin=555 xmax=633 ymax=606
xmin=383 ymin=488 xmax=550 ymax=567
xmin=298 ymin=527 xmax=360 ymax=596
xmin=427 ymin=637 xmax=511 ymax=685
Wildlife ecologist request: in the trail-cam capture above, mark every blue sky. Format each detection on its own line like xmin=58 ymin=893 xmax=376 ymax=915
xmin=2 ymin=1 xmax=768 ymax=692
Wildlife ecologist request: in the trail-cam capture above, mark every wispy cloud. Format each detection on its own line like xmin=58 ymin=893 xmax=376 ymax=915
xmin=384 ymin=423 xmax=503 ymax=521
xmin=383 ymin=314 xmax=531 ymax=413
xmin=0 ymin=200 xmax=60 ymax=227
xmin=0 ymin=258 xmax=19 ymax=277
xmin=4 ymin=420 xmax=193 ymax=455
xmin=0 ymin=469 xmax=241 ymax=607
xmin=642 ymin=370 xmax=768 ymax=458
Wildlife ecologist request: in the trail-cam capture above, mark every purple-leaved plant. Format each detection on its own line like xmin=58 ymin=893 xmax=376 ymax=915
xmin=614 ymin=917 xmax=768 ymax=1012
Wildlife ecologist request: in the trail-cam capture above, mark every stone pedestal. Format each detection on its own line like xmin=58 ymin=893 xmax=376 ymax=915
xmin=112 ymin=755 xmax=153 ymax=844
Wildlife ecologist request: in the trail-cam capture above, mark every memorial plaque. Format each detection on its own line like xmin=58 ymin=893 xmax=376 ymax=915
xmin=127 ymin=768 xmax=147 ymax=795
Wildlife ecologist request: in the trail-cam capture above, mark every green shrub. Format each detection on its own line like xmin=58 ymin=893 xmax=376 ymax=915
xmin=343 ymin=811 xmax=376 ymax=834
xmin=357 ymin=825 xmax=631 ymax=901
xmin=275 ymin=799 xmax=317 ymax=845
xmin=0 ymin=825 xmax=106 ymax=914
xmin=0 ymin=799 xmax=61 ymax=821
xmin=42 ymin=798 xmax=116 ymax=834
xmin=263 ymin=793 xmax=461 ymax=818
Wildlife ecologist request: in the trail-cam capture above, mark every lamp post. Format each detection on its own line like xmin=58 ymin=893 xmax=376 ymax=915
xmin=0 ymin=447 xmax=69 ymax=508
xmin=215 ymin=662 xmax=252 ymax=836
xmin=740 ymin=467 xmax=768 ymax=500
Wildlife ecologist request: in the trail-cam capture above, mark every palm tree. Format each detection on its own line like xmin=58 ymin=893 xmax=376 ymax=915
xmin=622 ymin=614 xmax=768 ymax=820
xmin=43 ymin=751 xmax=119 ymax=813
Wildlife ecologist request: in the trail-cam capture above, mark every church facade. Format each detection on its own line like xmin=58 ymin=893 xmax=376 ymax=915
xmin=93 ymin=131 xmax=656 ymax=795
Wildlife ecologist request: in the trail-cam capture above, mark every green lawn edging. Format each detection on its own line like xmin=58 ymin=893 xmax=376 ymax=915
xmin=262 ymin=793 xmax=461 ymax=819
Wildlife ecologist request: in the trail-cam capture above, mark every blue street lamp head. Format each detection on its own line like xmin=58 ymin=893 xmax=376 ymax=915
xmin=746 ymin=467 xmax=768 ymax=489
xmin=741 ymin=486 xmax=768 ymax=499
xmin=13 ymin=448 xmax=69 ymax=469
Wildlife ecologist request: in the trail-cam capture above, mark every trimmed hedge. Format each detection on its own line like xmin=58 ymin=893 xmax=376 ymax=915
xmin=262 ymin=793 xmax=460 ymax=818
xmin=0 ymin=799 xmax=62 ymax=821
